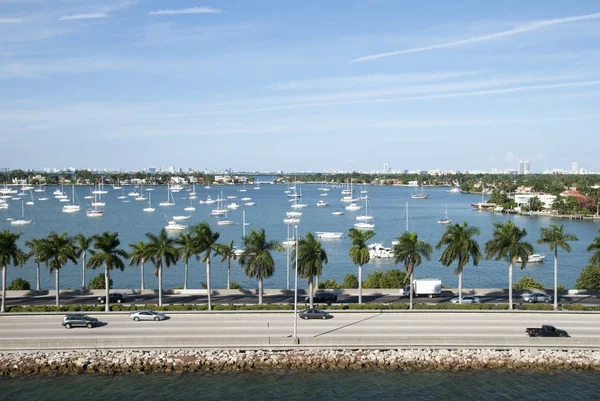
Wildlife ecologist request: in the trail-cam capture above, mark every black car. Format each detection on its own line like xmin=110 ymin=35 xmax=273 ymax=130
xmin=305 ymin=291 xmax=337 ymax=305
xmin=299 ymin=308 xmax=333 ymax=320
xmin=62 ymin=315 xmax=99 ymax=329
xmin=98 ymin=293 xmax=126 ymax=304
xmin=526 ymin=325 xmax=570 ymax=337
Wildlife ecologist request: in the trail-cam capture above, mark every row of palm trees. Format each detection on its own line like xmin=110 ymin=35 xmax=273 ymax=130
xmin=2 ymin=220 xmax=600 ymax=312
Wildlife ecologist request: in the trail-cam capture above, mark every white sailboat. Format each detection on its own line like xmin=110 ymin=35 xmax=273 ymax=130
xmin=355 ymin=196 xmax=373 ymax=221
xmin=117 ymin=186 xmax=127 ymax=200
xmin=25 ymin=190 xmax=35 ymax=206
xmin=210 ymin=192 xmax=228 ymax=216
xmin=143 ymin=192 xmax=155 ymax=212
xmin=392 ymin=202 xmax=410 ymax=246
xmin=86 ymin=195 xmax=104 ymax=217
xmin=184 ymin=197 xmax=196 ymax=211
xmin=62 ymin=185 xmax=80 ymax=213
xmin=234 ymin=210 xmax=249 ymax=256
xmin=135 ymin=183 xmax=147 ymax=201
xmin=438 ymin=205 xmax=452 ymax=224
xmin=159 ymin=184 xmax=176 ymax=207
xmin=316 ymin=232 xmax=343 ymax=239
xmin=10 ymin=199 xmax=31 ymax=226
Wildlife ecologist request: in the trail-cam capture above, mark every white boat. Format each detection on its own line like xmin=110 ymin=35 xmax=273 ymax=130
xmin=354 ymin=221 xmax=375 ymax=230
xmin=283 ymin=216 xmax=300 ymax=224
xmin=165 ymin=220 xmax=187 ymax=231
xmin=233 ymin=210 xmax=249 ymax=256
xmin=331 ymin=210 xmax=344 ymax=216
xmin=170 ymin=184 xmax=183 ymax=193
xmin=143 ymin=192 xmax=155 ymax=212
xmin=286 ymin=211 xmax=302 ymax=217
xmin=245 ymin=202 xmax=256 ymax=206
xmin=411 ymin=186 xmax=430 ymax=199
xmin=227 ymin=202 xmax=241 ymax=210
xmin=172 ymin=215 xmax=191 ymax=221
xmin=204 ymin=195 xmax=217 ymax=205
xmin=448 ymin=187 xmax=461 ymax=193
xmin=0 ymin=201 xmax=8 ymax=210
xmin=184 ymin=197 xmax=196 ymax=211
xmin=254 ymin=182 xmax=261 ymax=190
xmin=241 ymin=197 xmax=252 ymax=201
xmin=92 ymin=181 xmax=108 ymax=195
xmin=117 ymin=187 xmax=127 ymax=200
xmin=135 ymin=184 xmax=147 ymax=201
xmin=437 ymin=205 xmax=452 ymax=224
xmin=317 ymin=200 xmax=329 ymax=207
xmin=25 ymin=190 xmax=35 ymax=206
xmin=86 ymin=209 xmax=103 ymax=217
xmin=368 ymin=243 xmax=394 ymax=258
xmin=210 ymin=192 xmax=228 ymax=216
xmin=355 ymin=196 xmax=373 ymax=221
xmin=34 ymin=185 xmax=44 ymax=193
xmin=290 ymin=202 xmax=307 ymax=209
xmin=159 ymin=184 xmax=176 ymax=207
xmin=316 ymin=232 xmax=343 ymax=239
xmin=345 ymin=202 xmax=362 ymax=211
xmin=10 ymin=200 xmax=31 ymax=226
xmin=517 ymin=254 xmax=547 ymax=263
xmin=227 ymin=195 xmax=237 ymax=199
xmin=62 ymin=185 xmax=80 ymax=213
xmin=217 ymin=218 xmax=235 ymax=226
xmin=59 ymin=198 xmax=70 ymax=203
xmin=282 ymin=239 xmax=297 ymax=246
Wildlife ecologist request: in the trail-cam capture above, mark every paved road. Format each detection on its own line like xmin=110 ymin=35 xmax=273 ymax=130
xmin=1 ymin=312 xmax=599 ymax=351
xmin=4 ymin=293 xmax=600 ymax=307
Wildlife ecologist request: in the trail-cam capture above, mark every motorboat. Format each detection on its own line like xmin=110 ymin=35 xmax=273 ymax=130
xmin=86 ymin=209 xmax=103 ymax=217
xmin=172 ymin=215 xmax=191 ymax=221
xmin=316 ymin=232 xmax=343 ymax=239
xmin=317 ymin=200 xmax=329 ymax=207
xmin=410 ymin=193 xmax=430 ymax=199
xmin=165 ymin=220 xmax=187 ymax=231
xmin=368 ymin=243 xmax=394 ymax=258
xmin=217 ymin=219 xmax=235 ymax=226
xmin=345 ymin=203 xmax=362 ymax=211
xmin=517 ymin=254 xmax=546 ymax=263
xmin=331 ymin=210 xmax=344 ymax=216
xmin=245 ymin=202 xmax=256 ymax=206
xmin=227 ymin=202 xmax=241 ymax=209
xmin=354 ymin=221 xmax=375 ymax=230
xmin=283 ymin=217 xmax=300 ymax=224
xmin=282 ymin=239 xmax=297 ymax=246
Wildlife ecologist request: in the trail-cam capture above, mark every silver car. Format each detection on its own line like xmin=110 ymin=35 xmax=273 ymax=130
xmin=450 ymin=295 xmax=480 ymax=304
xmin=130 ymin=310 xmax=168 ymax=321
xmin=522 ymin=292 xmax=552 ymax=303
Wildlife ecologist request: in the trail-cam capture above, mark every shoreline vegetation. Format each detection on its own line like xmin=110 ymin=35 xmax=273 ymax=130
xmin=1 ymin=348 xmax=600 ymax=376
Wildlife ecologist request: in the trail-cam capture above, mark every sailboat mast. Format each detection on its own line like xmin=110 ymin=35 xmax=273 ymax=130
xmin=405 ymin=201 xmax=409 ymax=231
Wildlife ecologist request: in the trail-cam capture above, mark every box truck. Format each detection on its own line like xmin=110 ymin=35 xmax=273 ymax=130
xmin=400 ymin=278 xmax=442 ymax=298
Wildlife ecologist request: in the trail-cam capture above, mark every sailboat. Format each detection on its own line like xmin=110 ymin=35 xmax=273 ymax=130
xmin=91 ymin=187 xmax=106 ymax=206
xmin=410 ymin=185 xmax=430 ymax=199
xmin=117 ymin=186 xmax=127 ymax=200
xmin=135 ymin=183 xmax=147 ymax=201
xmin=25 ymin=190 xmax=35 ymax=206
xmin=188 ymin=183 xmax=197 ymax=200
xmin=438 ymin=205 xmax=452 ymax=224
xmin=62 ymin=185 xmax=80 ymax=213
xmin=355 ymin=196 xmax=373 ymax=221
xmin=253 ymin=181 xmax=261 ymax=190
xmin=38 ymin=187 xmax=48 ymax=201
xmin=159 ymin=184 xmax=176 ymax=207
xmin=184 ymin=196 xmax=196 ymax=211
xmin=86 ymin=194 xmax=104 ymax=217
xmin=10 ymin=199 xmax=31 ymax=226
xmin=143 ymin=192 xmax=155 ymax=212
xmin=210 ymin=192 xmax=228 ymax=216
xmin=392 ymin=202 xmax=409 ymax=246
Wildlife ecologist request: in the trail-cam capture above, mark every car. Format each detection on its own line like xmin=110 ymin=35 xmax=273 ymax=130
xmin=526 ymin=325 xmax=570 ymax=337
xmin=98 ymin=293 xmax=126 ymax=304
xmin=62 ymin=314 xmax=99 ymax=329
xmin=522 ymin=292 xmax=552 ymax=303
xmin=304 ymin=291 xmax=337 ymax=305
xmin=450 ymin=295 xmax=480 ymax=304
xmin=130 ymin=310 xmax=168 ymax=321
xmin=298 ymin=308 xmax=333 ymax=320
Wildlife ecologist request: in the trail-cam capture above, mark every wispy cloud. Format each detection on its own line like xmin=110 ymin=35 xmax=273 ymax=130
xmin=148 ymin=7 xmax=223 ymax=16
xmin=0 ymin=17 xmax=23 ymax=23
xmin=353 ymin=12 xmax=600 ymax=62
xmin=59 ymin=13 xmax=107 ymax=21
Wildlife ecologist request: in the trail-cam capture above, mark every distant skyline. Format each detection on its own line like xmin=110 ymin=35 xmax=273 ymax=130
xmin=2 ymin=0 xmax=600 ymax=171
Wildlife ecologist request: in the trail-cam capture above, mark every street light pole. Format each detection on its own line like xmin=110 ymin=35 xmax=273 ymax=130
xmin=286 ymin=224 xmax=290 ymax=290
xmin=293 ymin=224 xmax=299 ymax=342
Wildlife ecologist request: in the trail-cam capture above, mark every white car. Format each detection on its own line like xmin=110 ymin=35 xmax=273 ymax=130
xmin=450 ymin=295 xmax=480 ymax=304
xmin=129 ymin=310 xmax=168 ymax=321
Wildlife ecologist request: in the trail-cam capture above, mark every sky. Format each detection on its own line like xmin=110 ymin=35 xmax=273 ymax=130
xmin=1 ymin=0 xmax=599 ymax=173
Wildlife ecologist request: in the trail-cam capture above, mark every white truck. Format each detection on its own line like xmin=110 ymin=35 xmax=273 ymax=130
xmin=401 ymin=278 xmax=442 ymax=299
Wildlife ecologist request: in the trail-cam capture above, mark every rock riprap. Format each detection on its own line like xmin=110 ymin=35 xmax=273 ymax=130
xmin=1 ymin=349 xmax=600 ymax=376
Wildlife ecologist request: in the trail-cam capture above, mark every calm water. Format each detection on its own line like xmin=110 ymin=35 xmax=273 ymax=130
xmin=1 ymin=370 xmax=599 ymax=400
xmin=3 ymin=181 xmax=600 ymax=290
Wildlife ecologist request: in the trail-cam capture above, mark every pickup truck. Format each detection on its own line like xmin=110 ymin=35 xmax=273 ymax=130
xmin=526 ymin=325 xmax=570 ymax=337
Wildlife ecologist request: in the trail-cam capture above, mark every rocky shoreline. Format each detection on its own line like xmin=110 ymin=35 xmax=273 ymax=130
xmin=2 ymin=348 xmax=600 ymax=376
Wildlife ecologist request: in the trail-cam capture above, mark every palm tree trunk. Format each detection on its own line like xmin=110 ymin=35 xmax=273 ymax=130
xmin=55 ymin=269 xmax=60 ymax=308
xmin=316 ymin=275 xmax=319 ymax=291
xmin=81 ymin=252 xmax=86 ymax=290
xmin=554 ymin=249 xmax=558 ymax=311
xmin=358 ymin=264 xmax=363 ymax=304
xmin=309 ymin=276 xmax=314 ymax=308
xmin=184 ymin=261 xmax=188 ymax=290
xmin=36 ymin=262 xmax=40 ymax=291
xmin=458 ymin=271 xmax=463 ymax=304
xmin=227 ymin=260 xmax=231 ymax=290
xmin=140 ymin=259 xmax=145 ymax=290
xmin=206 ymin=259 xmax=212 ymax=311
xmin=258 ymin=277 xmax=263 ymax=305
xmin=158 ymin=265 xmax=162 ymax=306
xmin=104 ymin=265 xmax=110 ymax=312
xmin=508 ymin=262 xmax=513 ymax=311
xmin=1 ymin=265 xmax=6 ymax=313
xmin=409 ymin=272 xmax=414 ymax=310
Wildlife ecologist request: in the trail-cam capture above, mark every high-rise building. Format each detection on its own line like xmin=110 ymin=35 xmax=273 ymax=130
xmin=524 ymin=161 xmax=531 ymax=175
xmin=572 ymin=162 xmax=579 ymax=174
xmin=518 ymin=161 xmax=525 ymax=175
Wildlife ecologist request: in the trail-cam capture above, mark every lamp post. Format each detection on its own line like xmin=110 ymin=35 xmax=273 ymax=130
xmin=293 ymin=224 xmax=299 ymax=342
xmin=286 ymin=224 xmax=290 ymax=290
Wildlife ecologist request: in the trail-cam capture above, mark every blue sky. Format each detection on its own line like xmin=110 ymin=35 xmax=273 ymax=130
xmin=1 ymin=0 xmax=599 ymax=173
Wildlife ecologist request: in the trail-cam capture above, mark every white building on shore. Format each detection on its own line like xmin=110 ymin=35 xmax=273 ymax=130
xmin=513 ymin=193 xmax=557 ymax=209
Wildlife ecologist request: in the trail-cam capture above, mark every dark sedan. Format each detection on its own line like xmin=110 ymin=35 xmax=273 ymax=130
xmin=299 ymin=308 xmax=333 ymax=320
xmin=304 ymin=291 xmax=337 ymax=305
xmin=98 ymin=293 xmax=126 ymax=304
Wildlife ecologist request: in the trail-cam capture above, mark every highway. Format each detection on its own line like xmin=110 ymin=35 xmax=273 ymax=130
xmin=1 ymin=312 xmax=599 ymax=351
xmin=4 ymin=292 xmax=600 ymax=307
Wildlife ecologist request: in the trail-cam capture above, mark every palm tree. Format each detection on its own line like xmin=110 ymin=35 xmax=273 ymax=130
xmin=24 ymin=237 xmax=45 ymax=291
xmin=587 ymin=229 xmax=600 ymax=266
xmin=538 ymin=224 xmax=578 ymax=310
xmin=176 ymin=232 xmax=197 ymax=290
xmin=144 ymin=229 xmax=179 ymax=306
xmin=74 ymin=234 xmax=93 ymax=290
xmin=0 ymin=230 xmax=26 ymax=313
xmin=191 ymin=222 xmax=220 ymax=310
xmin=393 ymin=231 xmax=432 ymax=309
xmin=215 ymin=240 xmax=237 ymax=290
xmin=485 ymin=221 xmax=534 ymax=311
xmin=44 ymin=232 xmax=77 ymax=307
xmin=88 ymin=232 xmax=128 ymax=312
xmin=436 ymin=222 xmax=482 ymax=304
xmin=293 ymin=232 xmax=328 ymax=308
xmin=239 ymin=228 xmax=283 ymax=304
xmin=128 ymin=240 xmax=148 ymax=290
xmin=348 ymin=228 xmax=375 ymax=304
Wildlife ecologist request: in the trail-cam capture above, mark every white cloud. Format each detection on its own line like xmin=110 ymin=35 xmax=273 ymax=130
xmin=59 ymin=13 xmax=107 ymax=21
xmin=148 ymin=7 xmax=223 ymax=16
xmin=354 ymin=12 xmax=600 ymax=62
xmin=0 ymin=17 xmax=23 ymax=23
